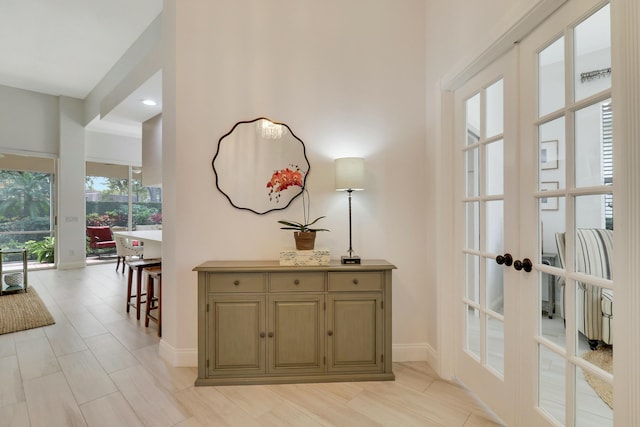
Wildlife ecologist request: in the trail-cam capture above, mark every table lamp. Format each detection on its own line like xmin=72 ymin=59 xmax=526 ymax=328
xmin=335 ymin=157 xmax=365 ymax=264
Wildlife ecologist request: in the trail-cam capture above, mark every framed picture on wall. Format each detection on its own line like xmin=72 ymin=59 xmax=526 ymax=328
xmin=540 ymin=181 xmax=559 ymax=211
xmin=540 ymin=140 xmax=559 ymax=170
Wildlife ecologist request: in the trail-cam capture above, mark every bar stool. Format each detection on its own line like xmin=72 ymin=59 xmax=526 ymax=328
xmin=145 ymin=266 xmax=162 ymax=337
xmin=126 ymin=258 xmax=161 ymax=320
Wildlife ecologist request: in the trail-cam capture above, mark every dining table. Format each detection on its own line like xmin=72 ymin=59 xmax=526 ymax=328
xmin=112 ymin=230 xmax=162 ymax=259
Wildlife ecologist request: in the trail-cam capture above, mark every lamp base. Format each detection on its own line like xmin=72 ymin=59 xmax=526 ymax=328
xmin=341 ymin=255 xmax=361 ymax=265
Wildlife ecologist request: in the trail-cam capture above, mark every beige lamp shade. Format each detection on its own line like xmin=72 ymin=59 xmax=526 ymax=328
xmin=335 ymin=157 xmax=365 ymax=191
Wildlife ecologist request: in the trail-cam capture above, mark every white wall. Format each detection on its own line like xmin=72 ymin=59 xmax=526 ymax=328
xmin=142 ymin=114 xmax=162 ymax=187
xmin=85 ymin=131 xmax=142 ymax=166
xmin=0 ymin=85 xmax=59 ymax=155
xmin=162 ymin=0 xmax=428 ymax=365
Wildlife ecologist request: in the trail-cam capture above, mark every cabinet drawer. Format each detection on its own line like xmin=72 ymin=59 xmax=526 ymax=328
xmin=207 ymin=273 xmax=265 ymax=293
xmin=328 ymin=272 xmax=383 ymax=291
xmin=269 ymin=272 xmax=325 ymax=292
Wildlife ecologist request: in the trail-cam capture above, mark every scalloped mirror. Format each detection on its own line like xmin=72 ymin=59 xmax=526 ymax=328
xmin=212 ymin=118 xmax=310 ymax=214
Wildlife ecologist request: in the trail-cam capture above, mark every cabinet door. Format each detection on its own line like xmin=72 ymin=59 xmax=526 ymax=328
xmin=268 ymin=294 xmax=325 ymax=374
xmin=327 ymin=293 xmax=383 ymax=373
xmin=207 ymin=294 xmax=266 ymax=377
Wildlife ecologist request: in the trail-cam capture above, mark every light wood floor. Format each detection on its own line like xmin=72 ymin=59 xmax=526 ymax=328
xmin=0 ymin=263 xmax=504 ymax=427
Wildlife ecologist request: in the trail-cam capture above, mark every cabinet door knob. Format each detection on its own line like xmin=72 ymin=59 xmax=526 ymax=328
xmin=328 ymin=330 xmax=333 ymax=336
xmin=352 ymin=279 xmax=359 ymax=285
xmin=260 ymin=332 xmax=265 ymax=338
xmin=294 ymin=279 xmax=300 ymax=285
xmin=233 ymin=280 xmax=240 ymax=286
xmin=268 ymin=332 xmax=274 ymax=338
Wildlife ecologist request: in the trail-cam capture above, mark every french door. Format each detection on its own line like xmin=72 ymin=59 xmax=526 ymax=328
xmin=454 ymin=50 xmax=518 ymax=424
xmin=454 ymin=1 xmax=614 ymax=425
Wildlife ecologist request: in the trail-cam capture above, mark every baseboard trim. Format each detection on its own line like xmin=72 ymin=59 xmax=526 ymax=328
xmin=392 ymin=342 xmax=436 ymax=364
xmin=57 ymin=261 xmax=87 ymax=270
xmin=158 ymin=339 xmax=197 ymax=367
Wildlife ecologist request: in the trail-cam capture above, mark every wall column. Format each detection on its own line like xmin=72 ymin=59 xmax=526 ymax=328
xmin=57 ymin=96 xmax=87 ymax=270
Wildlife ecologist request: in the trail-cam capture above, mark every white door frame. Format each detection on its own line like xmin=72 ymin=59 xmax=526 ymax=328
xmin=437 ymin=0 xmax=640 ymax=423
xmin=609 ymin=0 xmax=640 ymax=425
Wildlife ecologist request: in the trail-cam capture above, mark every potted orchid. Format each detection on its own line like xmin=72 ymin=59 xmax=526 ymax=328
xmin=267 ymin=165 xmax=329 ymax=250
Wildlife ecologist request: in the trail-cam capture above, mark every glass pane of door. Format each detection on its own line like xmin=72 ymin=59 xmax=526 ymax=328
xmin=462 ymin=77 xmax=506 ymax=378
xmin=574 ymin=4 xmax=611 ymax=102
xmin=532 ymin=3 xmax=613 ymax=425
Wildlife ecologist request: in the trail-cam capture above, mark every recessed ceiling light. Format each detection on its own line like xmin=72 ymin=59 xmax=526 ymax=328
xmin=141 ymin=99 xmax=157 ymax=106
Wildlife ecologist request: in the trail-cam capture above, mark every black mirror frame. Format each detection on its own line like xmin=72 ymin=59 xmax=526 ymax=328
xmin=212 ymin=117 xmax=311 ymax=215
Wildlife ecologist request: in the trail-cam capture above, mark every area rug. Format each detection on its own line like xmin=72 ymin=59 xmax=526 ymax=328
xmin=0 ymin=288 xmax=55 ymax=334
xmin=582 ymin=346 xmax=613 ymax=409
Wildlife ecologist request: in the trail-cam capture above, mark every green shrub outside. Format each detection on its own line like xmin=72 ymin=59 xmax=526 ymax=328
xmin=24 ymin=237 xmax=55 ymax=263
xmin=85 ymin=201 xmax=161 ymax=226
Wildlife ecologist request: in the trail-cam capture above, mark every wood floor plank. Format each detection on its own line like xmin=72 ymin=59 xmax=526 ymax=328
xmin=359 ymin=380 xmax=471 ymax=426
xmin=0 ymin=333 xmax=16 ymax=359
xmin=80 ymin=391 xmax=144 ymax=427
xmin=463 ymin=413 xmax=507 ymax=427
xmin=85 ymin=303 xmax=125 ymax=325
xmin=0 ymin=401 xmax=30 ymax=427
xmin=44 ymin=321 xmax=88 ymax=356
xmin=255 ymin=400 xmax=325 ymax=426
xmin=347 ymin=387 xmax=449 ymax=426
xmin=0 ymin=355 xmax=25 ymax=408
xmin=132 ymin=344 xmax=197 ymax=393
xmin=269 ymin=383 xmax=385 ymax=426
xmin=66 ymin=311 xmax=108 ymax=338
xmin=11 ymin=326 xmax=46 ymax=344
xmin=216 ymin=384 xmax=286 ymax=417
xmin=392 ymin=361 xmax=438 ymax=392
xmin=173 ymin=387 xmax=261 ymax=427
xmin=15 ymin=335 xmax=60 ymax=381
xmin=423 ymin=380 xmax=503 ymax=422
xmin=58 ymin=349 xmax=118 ymax=405
xmin=110 ymin=365 xmax=188 ymax=427
xmin=171 ymin=417 xmax=205 ymax=427
xmin=83 ymin=333 xmax=141 ymax=374
xmin=23 ymin=372 xmax=86 ymax=427
xmin=102 ymin=318 xmax=159 ymax=352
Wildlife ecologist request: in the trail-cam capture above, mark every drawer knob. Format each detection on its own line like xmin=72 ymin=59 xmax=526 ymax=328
xmin=260 ymin=332 xmax=265 ymax=338
xmin=234 ymin=280 xmax=240 ymax=286
xmin=294 ymin=279 xmax=300 ymax=285
xmin=328 ymin=330 xmax=333 ymax=336
xmin=352 ymin=279 xmax=359 ymax=285
xmin=268 ymin=332 xmax=274 ymax=338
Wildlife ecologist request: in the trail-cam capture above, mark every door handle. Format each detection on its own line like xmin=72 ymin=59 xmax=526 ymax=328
xmin=496 ymin=253 xmax=513 ymax=267
xmin=514 ymin=258 xmax=532 ymax=272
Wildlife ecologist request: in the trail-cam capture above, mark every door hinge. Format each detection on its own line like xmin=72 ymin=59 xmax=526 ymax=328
xmin=206 ymin=303 xmax=209 ymax=312
xmin=323 ymin=356 xmax=326 ymax=365
xmin=206 ymin=359 xmax=209 ymax=368
xmin=324 ymin=301 xmax=326 ymax=310
xmin=381 ymin=354 xmax=384 ymax=363
xmin=381 ymin=301 xmax=384 ymax=309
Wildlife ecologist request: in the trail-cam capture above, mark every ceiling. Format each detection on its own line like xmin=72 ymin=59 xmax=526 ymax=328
xmin=0 ymin=0 xmax=163 ymax=136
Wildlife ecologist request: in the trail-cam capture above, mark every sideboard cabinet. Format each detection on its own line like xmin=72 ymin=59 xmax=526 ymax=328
xmin=193 ymin=260 xmax=396 ymax=386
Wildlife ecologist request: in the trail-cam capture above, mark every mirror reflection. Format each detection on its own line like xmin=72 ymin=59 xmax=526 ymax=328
xmin=212 ymin=118 xmax=310 ymax=214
